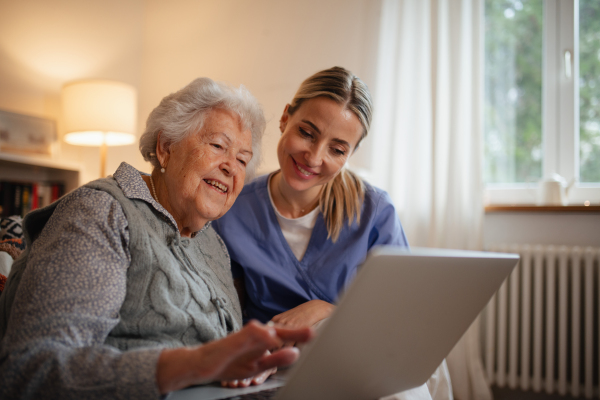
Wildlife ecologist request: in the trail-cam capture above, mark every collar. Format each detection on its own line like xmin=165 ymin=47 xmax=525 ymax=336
xmin=112 ymin=162 xmax=208 ymax=237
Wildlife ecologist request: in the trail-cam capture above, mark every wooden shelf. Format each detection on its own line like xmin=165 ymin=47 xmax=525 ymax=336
xmin=485 ymin=205 xmax=600 ymax=213
xmin=0 ymin=152 xmax=80 ymax=170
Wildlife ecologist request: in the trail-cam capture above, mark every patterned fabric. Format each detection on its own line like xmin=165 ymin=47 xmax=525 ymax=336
xmin=0 ymin=162 xmax=241 ymax=400
xmin=0 ymin=216 xmax=23 ymax=240
xmin=0 ymin=238 xmax=25 ymax=255
xmin=0 ymin=236 xmax=24 ymax=296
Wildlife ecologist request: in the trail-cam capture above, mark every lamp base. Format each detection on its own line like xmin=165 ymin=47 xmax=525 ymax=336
xmin=100 ymin=141 xmax=107 ymax=178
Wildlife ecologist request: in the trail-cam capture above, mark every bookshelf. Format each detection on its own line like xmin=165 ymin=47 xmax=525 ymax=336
xmin=0 ymin=152 xmax=81 ymax=217
xmin=0 ymin=152 xmax=81 ymax=193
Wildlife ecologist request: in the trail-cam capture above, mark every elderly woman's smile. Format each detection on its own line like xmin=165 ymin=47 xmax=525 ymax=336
xmin=205 ymin=179 xmax=228 ymax=193
xmin=155 ymin=108 xmax=253 ymax=236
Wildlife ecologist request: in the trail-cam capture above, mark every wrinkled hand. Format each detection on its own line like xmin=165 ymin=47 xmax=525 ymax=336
xmin=271 ymin=300 xmax=335 ymax=330
xmin=221 ymin=357 xmax=277 ymax=388
xmin=156 ymin=320 xmax=313 ymax=394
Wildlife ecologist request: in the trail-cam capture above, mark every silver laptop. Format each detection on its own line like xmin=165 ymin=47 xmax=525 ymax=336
xmin=167 ymin=247 xmax=519 ymax=400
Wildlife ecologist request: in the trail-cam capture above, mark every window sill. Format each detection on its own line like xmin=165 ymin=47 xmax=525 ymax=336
xmin=485 ymin=205 xmax=600 ymax=213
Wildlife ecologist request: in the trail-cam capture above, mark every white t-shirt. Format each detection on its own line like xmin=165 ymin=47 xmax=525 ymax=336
xmin=267 ymin=177 xmax=319 ymax=261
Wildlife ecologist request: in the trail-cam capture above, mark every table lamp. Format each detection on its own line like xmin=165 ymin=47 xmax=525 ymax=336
xmin=61 ymin=80 xmax=137 ymax=177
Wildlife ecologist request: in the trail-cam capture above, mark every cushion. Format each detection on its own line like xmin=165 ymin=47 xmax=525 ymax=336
xmin=0 ymin=215 xmax=23 ymax=240
xmin=0 ymin=216 xmax=24 ymax=295
xmin=0 ymin=251 xmax=11 ymax=278
xmin=0 ymin=273 xmax=6 ymax=294
xmin=0 ymin=238 xmax=25 ymax=256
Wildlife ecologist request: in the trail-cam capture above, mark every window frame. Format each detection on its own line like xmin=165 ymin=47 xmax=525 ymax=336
xmin=484 ymin=0 xmax=600 ymax=206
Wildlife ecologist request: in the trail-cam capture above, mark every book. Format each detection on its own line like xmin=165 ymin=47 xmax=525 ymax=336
xmin=0 ymin=180 xmax=66 ymax=218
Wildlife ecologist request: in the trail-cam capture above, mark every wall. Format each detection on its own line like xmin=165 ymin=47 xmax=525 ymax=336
xmin=0 ymin=0 xmax=146 ymax=184
xmin=0 ymin=0 xmax=382 ymax=183
xmin=483 ymin=211 xmax=600 ymax=248
xmin=139 ymin=0 xmax=382 ymax=176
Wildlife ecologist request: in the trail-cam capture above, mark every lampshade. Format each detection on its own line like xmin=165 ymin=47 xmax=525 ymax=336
xmin=61 ymin=80 xmax=137 ymax=146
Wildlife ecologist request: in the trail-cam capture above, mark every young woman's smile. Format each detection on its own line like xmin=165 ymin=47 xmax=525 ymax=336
xmin=291 ymin=157 xmax=318 ymax=179
xmin=277 ymin=96 xmax=363 ymax=197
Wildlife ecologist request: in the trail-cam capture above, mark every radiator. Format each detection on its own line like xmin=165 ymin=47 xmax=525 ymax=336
xmin=482 ymin=244 xmax=600 ymax=398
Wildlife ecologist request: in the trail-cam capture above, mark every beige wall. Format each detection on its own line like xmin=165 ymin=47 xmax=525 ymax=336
xmin=0 ymin=0 xmax=382 ymax=183
xmin=140 ymin=0 xmax=382 ymax=175
xmin=0 ymin=0 xmax=146 ymax=184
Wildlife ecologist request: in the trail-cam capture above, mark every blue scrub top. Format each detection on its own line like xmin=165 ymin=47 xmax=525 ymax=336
xmin=212 ymin=173 xmax=409 ymax=323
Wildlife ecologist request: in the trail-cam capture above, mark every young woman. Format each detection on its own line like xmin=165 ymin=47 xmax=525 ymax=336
xmin=213 ymin=66 xmax=407 ymax=326
xmin=213 ymin=67 xmax=451 ymax=399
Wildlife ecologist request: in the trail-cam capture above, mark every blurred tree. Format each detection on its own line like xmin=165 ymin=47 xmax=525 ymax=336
xmin=485 ymin=0 xmax=600 ymax=184
xmin=579 ymin=0 xmax=600 ymax=182
xmin=484 ymin=0 xmax=543 ymax=184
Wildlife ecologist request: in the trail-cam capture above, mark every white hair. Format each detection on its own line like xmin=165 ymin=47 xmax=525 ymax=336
xmin=139 ymin=77 xmax=266 ymax=180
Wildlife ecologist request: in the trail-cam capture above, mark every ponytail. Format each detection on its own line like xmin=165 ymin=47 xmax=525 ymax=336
xmin=287 ymin=66 xmax=372 ymax=242
xmin=319 ymin=168 xmax=365 ymax=242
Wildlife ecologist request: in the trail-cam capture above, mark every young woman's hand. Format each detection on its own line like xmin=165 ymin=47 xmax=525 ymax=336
xmin=271 ymin=300 xmax=335 ymax=329
xmin=156 ymin=320 xmax=313 ymax=394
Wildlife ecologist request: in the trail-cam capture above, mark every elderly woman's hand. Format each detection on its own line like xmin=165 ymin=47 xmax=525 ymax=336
xmin=155 ymin=320 xmax=313 ymax=394
xmin=220 ymin=352 xmax=277 ymax=388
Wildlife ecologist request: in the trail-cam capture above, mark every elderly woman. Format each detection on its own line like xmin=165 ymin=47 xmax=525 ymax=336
xmin=0 ymin=78 xmax=311 ymax=399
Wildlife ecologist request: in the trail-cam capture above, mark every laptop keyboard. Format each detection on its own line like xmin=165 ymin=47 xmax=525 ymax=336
xmin=222 ymin=387 xmax=280 ymax=399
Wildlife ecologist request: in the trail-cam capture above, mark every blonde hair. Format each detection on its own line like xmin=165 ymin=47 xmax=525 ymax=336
xmin=287 ymin=67 xmax=373 ymax=242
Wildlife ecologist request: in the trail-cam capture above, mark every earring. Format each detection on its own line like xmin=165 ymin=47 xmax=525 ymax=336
xmin=160 ymin=167 xmax=165 ymax=173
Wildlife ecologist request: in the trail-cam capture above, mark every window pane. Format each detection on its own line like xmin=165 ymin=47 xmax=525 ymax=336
xmin=484 ymin=0 xmax=543 ymax=184
xmin=579 ymin=0 xmax=600 ymax=183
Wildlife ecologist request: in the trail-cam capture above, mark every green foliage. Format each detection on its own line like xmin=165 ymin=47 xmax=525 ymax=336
xmin=579 ymin=0 xmax=600 ymax=182
xmin=484 ymin=0 xmax=600 ymax=184
xmin=484 ymin=0 xmax=543 ymax=184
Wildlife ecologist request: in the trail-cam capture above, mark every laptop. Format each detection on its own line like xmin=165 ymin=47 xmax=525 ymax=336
xmin=167 ymin=246 xmax=519 ymax=400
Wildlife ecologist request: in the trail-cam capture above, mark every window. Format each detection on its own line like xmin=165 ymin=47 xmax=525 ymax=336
xmin=579 ymin=0 xmax=600 ymax=183
xmin=484 ymin=0 xmax=600 ymax=205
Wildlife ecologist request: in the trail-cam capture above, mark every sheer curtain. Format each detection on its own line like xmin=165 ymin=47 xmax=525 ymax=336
xmin=367 ymin=1 xmax=488 ymax=399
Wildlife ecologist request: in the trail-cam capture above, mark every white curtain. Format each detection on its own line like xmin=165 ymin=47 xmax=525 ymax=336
xmin=368 ymin=1 xmax=488 ymax=399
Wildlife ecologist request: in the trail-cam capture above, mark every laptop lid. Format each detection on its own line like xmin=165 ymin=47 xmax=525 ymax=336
xmin=274 ymin=247 xmax=518 ymax=400
xmin=167 ymin=247 xmax=518 ymax=400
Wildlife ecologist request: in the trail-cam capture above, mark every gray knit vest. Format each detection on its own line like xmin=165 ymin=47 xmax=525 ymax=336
xmin=0 ymin=175 xmax=242 ymax=349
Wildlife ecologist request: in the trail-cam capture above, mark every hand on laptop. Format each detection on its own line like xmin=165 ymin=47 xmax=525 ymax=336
xmin=220 ymin=354 xmax=276 ymax=388
xmin=269 ymin=300 xmax=334 ymax=348
xmin=271 ymin=299 xmax=335 ymax=330
xmin=156 ymin=320 xmax=313 ymax=394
